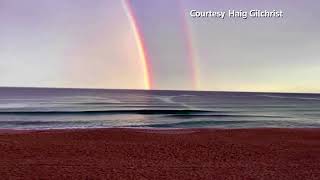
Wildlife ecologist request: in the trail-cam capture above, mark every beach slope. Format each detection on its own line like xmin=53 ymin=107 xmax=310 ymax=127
xmin=0 ymin=128 xmax=319 ymax=179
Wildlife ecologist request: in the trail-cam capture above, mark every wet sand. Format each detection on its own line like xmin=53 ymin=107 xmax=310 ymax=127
xmin=0 ymin=128 xmax=319 ymax=179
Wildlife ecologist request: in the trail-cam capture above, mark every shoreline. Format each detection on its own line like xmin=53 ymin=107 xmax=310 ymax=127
xmin=1 ymin=126 xmax=320 ymax=133
xmin=0 ymin=128 xmax=319 ymax=179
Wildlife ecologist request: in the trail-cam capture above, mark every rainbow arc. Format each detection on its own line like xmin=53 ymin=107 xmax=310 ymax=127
xmin=122 ymin=0 xmax=198 ymax=90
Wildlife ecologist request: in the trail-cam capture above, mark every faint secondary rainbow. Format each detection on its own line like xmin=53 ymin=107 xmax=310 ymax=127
xmin=122 ymin=0 xmax=153 ymax=89
xmin=177 ymin=0 xmax=199 ymax=90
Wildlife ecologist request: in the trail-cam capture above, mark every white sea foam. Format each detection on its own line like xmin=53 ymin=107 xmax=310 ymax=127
xmin=258 ymin=95 xmax=320 ymax=101
xmin=153 ymin=95 xmax=195 ymax=108
xmin=0 ymin=103 xmax=29 ymax=109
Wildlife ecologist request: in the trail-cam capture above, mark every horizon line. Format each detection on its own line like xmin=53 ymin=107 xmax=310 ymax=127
xmin=0 ymin=86 xmax=319 ymax=95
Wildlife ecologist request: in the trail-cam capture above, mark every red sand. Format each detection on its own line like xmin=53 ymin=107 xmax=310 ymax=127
xmin=0 ymin=128 xmax=320 ymax=179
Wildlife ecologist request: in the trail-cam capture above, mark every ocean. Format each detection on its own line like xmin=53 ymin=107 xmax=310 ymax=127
xmin=0 ymin=87 xmax=319 ymax=130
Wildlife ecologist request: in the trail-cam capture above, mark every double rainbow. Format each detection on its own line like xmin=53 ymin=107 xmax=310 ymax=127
xmin=122 ymin=0 xmax=198 ymax=90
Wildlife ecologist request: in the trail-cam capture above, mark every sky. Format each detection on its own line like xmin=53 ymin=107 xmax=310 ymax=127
xmin=0 ymin=0 xmax=319 ymax=93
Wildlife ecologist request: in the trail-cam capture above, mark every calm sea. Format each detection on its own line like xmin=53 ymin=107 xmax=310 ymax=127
xmin=0 ymin=87 xmax=319 ymax=130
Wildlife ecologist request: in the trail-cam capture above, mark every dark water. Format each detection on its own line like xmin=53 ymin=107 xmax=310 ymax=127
xmin=0 ymin=87 xmax=319 ymax=130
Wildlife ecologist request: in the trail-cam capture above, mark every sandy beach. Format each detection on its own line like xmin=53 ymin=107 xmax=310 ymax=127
xmin=0 ymin=128 xmax=319 ymax=179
